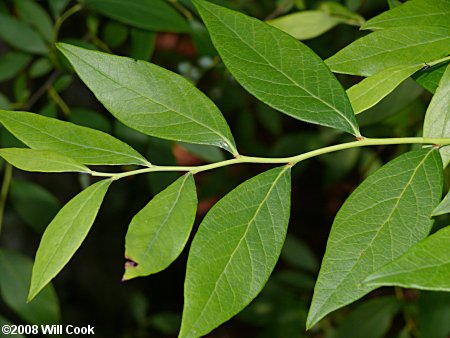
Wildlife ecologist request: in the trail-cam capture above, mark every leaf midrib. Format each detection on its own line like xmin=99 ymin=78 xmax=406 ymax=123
xmin=183 ymin=167 xmax=288 ymax=336
xmin=62 ymin=47 xmax=235 ymax=152
xmin=133 ymin=175 xmax=189 ymax=270
xmin=32 ymin=181 xmax=108 ymax=296
xmin=204 ymin=7 xmax=358 ymax=135
xmin=0 ymin=114 xmax=146 ymax=164
xmin=328 ymin=28 xmax=450 ymax=67
xmin=315 ymin=150 xmax=433 ymax=317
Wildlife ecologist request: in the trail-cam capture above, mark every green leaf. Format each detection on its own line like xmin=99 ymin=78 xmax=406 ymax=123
xmin=14 ymin=0 xmax=54 ymax=42
xmin=124 ymin=174 xmax=197 ymax=280
xmin=29 ymin=179 xmax=112 ymax=301
xmin=180 ymin=166 xmax=291 ymax=338
xmin=326 ymin=26 xmax=450 ymax=76
xmin=84 ymin=0 xmax=190 ymax=33
xmin=334 ymin=297 xmax=401 ymax=338
xmin=356 ymin=78 xmax=423 ymax=127
xmin=0 ymin=92 xmax=11 ymax=110
xmin=0 ymin=148 xmax=90 ymax=173
xmin=193 ymin=0 xmax=360 ymax=136
xmin=307 ymin=149 xmax=443 ymax=328
xmin=433 ymin=191 xmax=450 ymax=216
xmin=413 ymin=61 xmax=449 ymax=94
xmin=362 ymin=0 xmax=450 ymax=30
xmin=319 ymin=2 xmax=365 ymax=26
xmin=130 ymin=28 xmax=155 ymax=61
xmin=423 ymin=64 xmax=450 ymax=168
xmin=268 ymin=11 xmax=341 ymax=40
xmin=364 ymin=225 xmax=450 ymax=291
xmin=57 ymin=43 xmax=237 ymax=154
xmin=0 ymin=13 xmax=48 ymax=55
xmin=0 ymin=249 xmax=60 ymax=325
xmin=0 ymin=52 xmax=32 ymax=83
xmin=30 ymin=57 xmax=53 ymax=78
xmin=102 ymin=21 xmax=128 ymax=49
xmin=48 ymin=0 xmax=70 ymax=18
xmin=10 ymin=179 xmax=61 ymax=233
xmin=347 ymin=64 xmax=423 ymax=114
xmin=0 ymin=110 xmax=149 ymax=166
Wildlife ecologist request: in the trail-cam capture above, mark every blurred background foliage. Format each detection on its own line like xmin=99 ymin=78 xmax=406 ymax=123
xmin=0 ymin=0 xmax=449 ymax=337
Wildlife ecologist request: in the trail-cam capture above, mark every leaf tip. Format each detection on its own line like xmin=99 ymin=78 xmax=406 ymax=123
xmin=122 ymin=257 xmax=139 ymax=281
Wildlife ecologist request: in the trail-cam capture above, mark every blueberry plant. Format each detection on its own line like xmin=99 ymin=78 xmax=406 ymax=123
xmin=0 ymin=0 xmax=449 ymax=337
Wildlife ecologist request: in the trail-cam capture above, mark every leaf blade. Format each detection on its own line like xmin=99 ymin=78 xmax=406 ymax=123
xmin=267 ymin=11 xmax=341 ymax=40
xmin=57 ymin=43 xmax=237 ymax=155
xmin=0 ymin=148 xmax=90 ymax=173
xmin=362 ymin=0 xmax=450 ymax=30
xmin=347 ymin=64 xmax=423 ymax=114
xmin=0 ymin=13 xmax=48 ymax=55
xmin=364 ymin=225 xmax=450 ymax=291
xmin=307 ymin=149 xmax=443 ymax=328
xmin=433 ymin=190 xmax=450 ymax=216
xmin=180 ymin=166 xmax=291 ymax=338
xmin=193 ymin=0 xmax=360 ymax=136
xmin=423 ymin=64 xmax=450 ymax=167
xmin=28 ymin=180 xmax=112 ymax=301
xmin=123 ymin=174 xmax=197 ymax=280
xmin=326 ymin=26 xmax=450 ymax=76
xmin=0 ymin=249 xmax=60 ymax=325
xmin=84 ymin=0 xmax=190 ymax=33
xmin=0 ymin=110 xmax=149 ymax=166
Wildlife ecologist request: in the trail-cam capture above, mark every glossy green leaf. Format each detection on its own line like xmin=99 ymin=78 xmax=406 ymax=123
xmin=334 ymin=297 xmax=401 ymax=338
xmin=423 ymin=64 xmax=450 ymax=168
xmin=124 ymin=174 xmax=197 ymax=280
xmin=84 ymin=0 xmax=189 ymax=33
xmin=326 ymin=26 xmax=450 ymax=76
xmin=15 ymin=0 xmax=54 ymax=42
xmin=29 ymin=179 xmax=112 ymax=301
xmin=268 ymin=11 xmax=341 ymax=40
xmin=364 ymin=225 xmax=450 ymax=291
xmin=130 ymin=28 xmax=155 ymax=61
xmin=413 ymin=61 xmax=449 ymax=94
xmin=347 ymin=64 xmax=423 ymax=114
xmin=0 ymin=110 xmax=149 ymax=166
xmin=433 ymin=191 xmax=450 ymax=216
xmin=180 ymin=166 xmax=291 ymax=338
xmin=0 ymin=148 xmax=90 ymax=173
xmin=307 ymin=149 xmax=443 ymax=328
xmin=0 ymin=249 xmax=60 ymax=324
xmin=0 ymin=13 xmax=48 ymax=55
xmin=362 ymin=0 xmax=450 ymax=30
xmin=193 ymin=0 xmax=360 ymax=136
xmin=10 ymin=179 xmax=60 ymax=233
xmin=57 ymin=43 xmax=237 ymax=154
xmin=0 ymin=52 xmax=32 ymax=82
